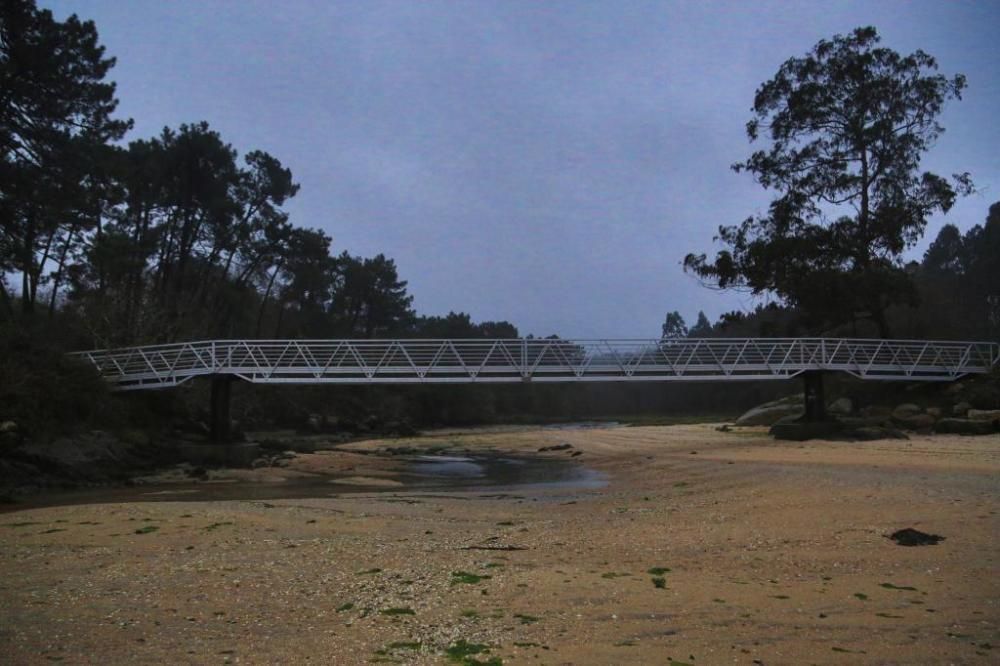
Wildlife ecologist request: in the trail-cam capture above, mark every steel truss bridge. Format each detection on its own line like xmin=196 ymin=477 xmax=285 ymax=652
xmin=74 ymin=338 xmax=999 ymax=391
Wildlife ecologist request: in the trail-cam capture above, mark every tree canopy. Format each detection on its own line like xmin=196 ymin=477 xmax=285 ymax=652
xmin=1 ymin=0 xmax=132 ymax=315
xmin=684 ymin=26 xmax=971 ymax=336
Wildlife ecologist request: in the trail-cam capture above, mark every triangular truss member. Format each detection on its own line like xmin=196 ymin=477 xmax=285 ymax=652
xmin=69 ymin=338 xmax=999 ymax=390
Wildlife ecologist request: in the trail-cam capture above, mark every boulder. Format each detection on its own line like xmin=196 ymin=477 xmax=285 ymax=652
xmin=943 ymin=382 xmax=964 ymax=396
xmin=967 ymin=409 xmax=1000 ymax=422
xmin=828 ymin=397 xmax=853 ymax=416
xmin=860 ymin=405 xmax=893 ymax=420
xmin=952 ymin=401 xmax=972 ymax=417
xmin=0 ymin=421 xmax=18 ymax=434
xmin=891 ymin=403 xmax=923 ymax=420
xmin=934 ymin=418 xmax=996 ymax=436
xmin=769 ymin=420 xmax=843 ymax=441
xmin=893 ymin=413 xmax=936 ymax=431
xmin=735 ymin=397 xmax=804 ymax=427
xmin=850 ymin=426 xmax=909 ymax=441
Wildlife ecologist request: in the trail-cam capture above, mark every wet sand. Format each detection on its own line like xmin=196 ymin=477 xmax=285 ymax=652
xmin=1 ymin=424 xmax=998 ymax=664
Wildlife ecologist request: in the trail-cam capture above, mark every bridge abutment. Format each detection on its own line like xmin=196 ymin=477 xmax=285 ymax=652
xmin=210 ymin=374 xmax=233 ymax=443
xmin=179 ymin=374 xmax=259 ymax=466
xmin=802 ymin=370 xmax=826 ymax=422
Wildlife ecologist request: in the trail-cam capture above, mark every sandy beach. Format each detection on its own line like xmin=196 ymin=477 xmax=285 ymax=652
xmin=1 ymin=424 xmax=997 ymax=665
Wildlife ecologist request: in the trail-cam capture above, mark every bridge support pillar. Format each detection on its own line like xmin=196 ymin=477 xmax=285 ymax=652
xmin=210 ymin=375 xmax=233 ymax=443
xmin=802 ymin=371 xmax=826 ymax=422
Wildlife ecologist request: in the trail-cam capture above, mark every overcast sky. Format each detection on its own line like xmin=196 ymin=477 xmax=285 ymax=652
xmin=47 ymin=0 xmax=1000 ymax=338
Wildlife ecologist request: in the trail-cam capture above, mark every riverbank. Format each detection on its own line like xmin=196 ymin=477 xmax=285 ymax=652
xmin=1 ymin=424 xmax=997 ymax=664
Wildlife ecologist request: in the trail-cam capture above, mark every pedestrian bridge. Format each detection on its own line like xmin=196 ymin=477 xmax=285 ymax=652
xmin=74 ymin=337 xmax=999 ymax=391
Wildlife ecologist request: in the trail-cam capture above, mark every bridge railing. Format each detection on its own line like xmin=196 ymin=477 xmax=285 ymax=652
xmin=71 ymin=338 xmax=999 ymax=390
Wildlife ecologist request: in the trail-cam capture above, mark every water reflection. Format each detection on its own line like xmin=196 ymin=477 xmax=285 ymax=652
xmin=6 ymin=452 xmax=606 ymax=510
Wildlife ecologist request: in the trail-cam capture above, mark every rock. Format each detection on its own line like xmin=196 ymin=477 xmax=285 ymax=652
xmin=860 ymin=405 xmax=893 ymax=420
xmin=538 ymin=443 xmax=573 ymax=452
xmin=769 ymin=420 xmax=843 ymax=441
xmin=892 ymin=413 xmax=936 ymax=431
xmin=385 ymin=420 xmax=417 ymax=437
xmin=891 ymin=403 xmax=923 ymax=420
xmin=926 ymin=407 xmax=943 ymax=418
xmin=736 ymin=397 xmax=804 ymax=426
xmin=952 ymin=401 xmax=972 ymax=416
xmin=305 ymin=413 xmax=324 ymax=433
xmin=828 ymin=397 xmax=853 ymax=416
xmin=0 ymin=421 xmax=18 ymax=434
xmin=888 ymin=528 xmax=944 ymax=546
xmin=967 ymin=409 xmax=1000 ymax=422
xmin=934 ymin=418 xmax=996 ymax=436
xmin=850 ymin=426 xmax=909 ymax=441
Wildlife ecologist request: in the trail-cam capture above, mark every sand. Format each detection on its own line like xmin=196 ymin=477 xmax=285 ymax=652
xmin=1 ymin=424 xmax=997 ymax=665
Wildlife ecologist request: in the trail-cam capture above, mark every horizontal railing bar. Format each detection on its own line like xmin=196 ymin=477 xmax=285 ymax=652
xmin=70 ymin=338 xmax=999 ymax=391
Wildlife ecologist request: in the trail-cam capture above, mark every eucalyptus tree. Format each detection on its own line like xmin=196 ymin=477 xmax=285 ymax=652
xmin=684 ymin=27 xmax=971 ymax=336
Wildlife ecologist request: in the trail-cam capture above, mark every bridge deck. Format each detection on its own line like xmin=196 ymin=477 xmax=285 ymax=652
xmin=72 ymin=338 xmax=999 ymax=391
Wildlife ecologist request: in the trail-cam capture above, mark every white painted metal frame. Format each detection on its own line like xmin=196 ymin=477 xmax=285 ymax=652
xmin=71 ymin=338 xmax=999 ymax=391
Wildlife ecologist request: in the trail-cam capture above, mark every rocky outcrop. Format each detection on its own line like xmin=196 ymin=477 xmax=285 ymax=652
xmin=893 ymin=413 xmax=936 ymax=431
xmin=769 ymin=420 xmax=843 ymax=441
xmin=827 ymin=397 xmax=853 ymax=416
xmin=891 ymin=403 xmax=923 ymax=420
xmin=967 ymin=409 xmax=1000 ymax=422
xmin=735 ymin=396 xmax=803 ymax=426
xmin=851 ymin=426 xmax=909 ymax=441
xmin=934 ymin=418 xmax=997 ymax=435
xmin=952 ymin=401 xmax=972 ymax=416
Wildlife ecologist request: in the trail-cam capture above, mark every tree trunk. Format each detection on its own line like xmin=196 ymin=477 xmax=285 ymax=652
xmin=255 ymin=262 xmax=281 ymax=337
xmin=20 ymin=210 xmax=36 ymax=314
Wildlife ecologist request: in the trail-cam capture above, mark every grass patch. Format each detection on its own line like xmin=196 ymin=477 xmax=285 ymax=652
xmin=513 ymin=642 xmax=540 ymax=648
xmin=853 ymin=593 xmax=868 ymax=600
xmin=41 ymin=528 xmax=67 ymax=534
xmin=134 ymin=525 xmax=159 ymax=534
xmin=204 ymin=522 xmax=233 ymax=531
xmin=379 ymin=607 xmax=415 ymax=616
xmin=496 ymin=521 xmax=515 ymax=526
xmin=451 ymin=571 xmax=491 ymax=585
xmin=880 ymin=582 xmax=918 ymax=591
xmin=601 ymin=572 xmax=630 ymax=579
xmin=483 ymin=562 xmax=504 ymax=569
xmin=652 ymin=577 xmax=667 ymax=589
xmin=5 ymin=522 xmax=43 ymax=528
xmin=460 ymin=609 xmax=479 ymax=618
xmin=514 ymin=613 xmax=539 ymax=624
xmin=875 ymin=612 xmax=904 ymax=618
xmin=387 ymin=641 xmax=421 ymax=650
xmin=771 ymin=594 xmax=790 ymax=600
xmin=647 ymin=567 xmax=670 ymax=575
xmin=336 ymin=602 xmax=354 ymax=612
xmin=445 ymin=640 xmax=498 ymax=665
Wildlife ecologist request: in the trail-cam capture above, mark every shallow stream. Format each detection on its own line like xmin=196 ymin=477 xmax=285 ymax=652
xmin=5 ymin=452 xmax=606 ymax=511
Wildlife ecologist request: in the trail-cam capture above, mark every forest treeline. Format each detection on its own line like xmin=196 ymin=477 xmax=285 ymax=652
xmin=1 ymin=5 xmax=997 ymax=437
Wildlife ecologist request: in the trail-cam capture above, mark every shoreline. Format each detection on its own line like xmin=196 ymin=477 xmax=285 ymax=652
xmin=1 ymin=423 xmax=997 ymax=664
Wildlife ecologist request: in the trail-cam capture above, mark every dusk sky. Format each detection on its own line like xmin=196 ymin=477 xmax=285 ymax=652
xmin=47 ymin=0 xmax=1000 ymax=338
